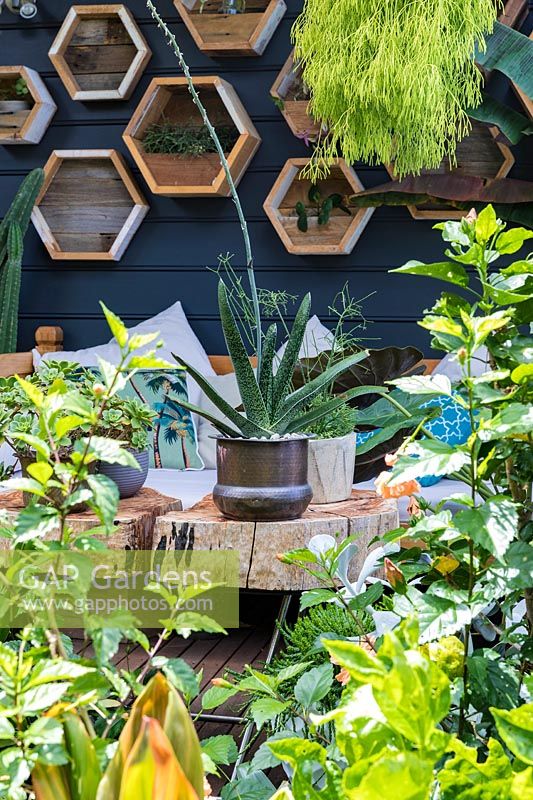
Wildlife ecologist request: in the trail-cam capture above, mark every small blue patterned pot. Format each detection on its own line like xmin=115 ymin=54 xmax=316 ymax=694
xmin=99 ymin=448 xmax=149 ymax=499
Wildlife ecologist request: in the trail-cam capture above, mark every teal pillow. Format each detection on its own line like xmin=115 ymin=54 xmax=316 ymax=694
xmin=358 ymin=393 xmax=471 ymax=486
xmin=120 ymin=370 xmax=204 ymax=471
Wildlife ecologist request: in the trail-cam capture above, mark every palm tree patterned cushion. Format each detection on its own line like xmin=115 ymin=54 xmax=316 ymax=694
xmin=120 ymin=370 xmax=204 ymax=470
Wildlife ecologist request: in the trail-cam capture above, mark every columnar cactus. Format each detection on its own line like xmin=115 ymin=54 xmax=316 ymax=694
xmin=0 ymin=168 xmax=44 ymax=353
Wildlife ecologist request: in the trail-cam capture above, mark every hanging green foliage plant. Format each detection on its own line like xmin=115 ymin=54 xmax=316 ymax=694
xmin=292 ymin=0 xmax=500 ymax=179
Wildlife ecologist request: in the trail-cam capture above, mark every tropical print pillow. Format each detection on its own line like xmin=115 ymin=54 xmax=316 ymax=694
xmin=120 ymin=370 xmax=203 ymax=471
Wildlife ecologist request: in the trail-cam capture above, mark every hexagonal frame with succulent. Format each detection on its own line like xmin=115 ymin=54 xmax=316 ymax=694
xmin=0 ymin=66 xmax=56 ymax=145
xmin=263 ymin=158 xmax=375 ymax=256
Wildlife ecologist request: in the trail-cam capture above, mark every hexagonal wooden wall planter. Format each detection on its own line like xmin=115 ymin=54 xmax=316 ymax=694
xmin=123 ymin=76 xmax=261 ymax=197
xmin=0 ymin=66 xmax=56 ymax=145
xmin=270 ymin=50 xmax=321 ymax=142
xmin=49 ymin=4 xmax=151 ymax=101
xmin=384 ymin=122 xmax=515 ymax=221
xmin=263 ymin=158 xmax=374 ymax=256
xmin=513 ymin=31 xmax=532 ymax=120
xmin=174 ymin=0 xmax=286 ymax=57
xmin=32 ymin=150 xmax=149 ymax=261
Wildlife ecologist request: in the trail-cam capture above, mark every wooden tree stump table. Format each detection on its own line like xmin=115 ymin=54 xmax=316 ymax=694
xmin=153 ymin=490 xmax=399 ymax=591
xmin=0 ymin=487 xmax=181 ymax=550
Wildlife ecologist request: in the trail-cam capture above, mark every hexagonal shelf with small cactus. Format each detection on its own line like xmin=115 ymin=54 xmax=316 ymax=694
xmin=49 ymin=4 xmax=151 ymax=101
xmin=263 ymin=158 xmax=374 ymax=256
xmin=32 ymin=150 xmax=149 ymax=261
xmin=174 ymin=0 xmax=286 ymax=57
xmin=0 ymin=66 xmax=56 ymax=145
xmin=270 ymin=50 xmax=321 ymax=142
xmin=123 ymin=76 xmax=261 ymax=197
xmin=384 ymin=121 xmax=515 ymax=220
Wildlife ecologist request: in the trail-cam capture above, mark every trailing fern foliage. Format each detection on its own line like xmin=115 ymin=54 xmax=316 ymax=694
xmin=0 ymin=168 xmax=44 ymax=354
xmin=292 ymin=0 xmax=499 ymax=178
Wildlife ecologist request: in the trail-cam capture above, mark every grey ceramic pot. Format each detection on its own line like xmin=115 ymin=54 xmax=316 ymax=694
xmin=99 ymin=448 xmax=149 ymax=499
xmin=213 ymin=437 xmax=313 ymax=522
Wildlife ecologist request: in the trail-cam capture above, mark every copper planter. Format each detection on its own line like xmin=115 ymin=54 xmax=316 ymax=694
xmin=213 ymin=437 xmax=313 ymax=522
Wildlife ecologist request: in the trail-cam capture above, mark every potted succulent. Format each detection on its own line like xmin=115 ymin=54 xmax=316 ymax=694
xmin=175 ymin=282 xmax=380 ymax=521
xmin=0 ymin=76 xmax=32 ymax=124
xmin=96 ymin=395 xmax=154 ymax=498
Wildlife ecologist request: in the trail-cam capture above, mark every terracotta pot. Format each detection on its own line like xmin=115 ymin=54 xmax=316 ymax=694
xmin=213 ymin=437 xmax=313 ymax=522
xmin=98 ymin=448 xmax=149 ymax=499
xmin=307 ymin=432 xmax=356 ymax=504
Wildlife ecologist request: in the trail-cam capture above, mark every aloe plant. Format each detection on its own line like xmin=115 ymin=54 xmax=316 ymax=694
xmin=175 ymin=281 xmax=387 ymax=439
xmin=0 ymin=168 xmax=44 ymax=353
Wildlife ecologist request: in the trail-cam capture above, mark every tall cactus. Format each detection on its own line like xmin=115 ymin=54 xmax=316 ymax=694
xmin=0 ymin=168 xmax=44 ymax=353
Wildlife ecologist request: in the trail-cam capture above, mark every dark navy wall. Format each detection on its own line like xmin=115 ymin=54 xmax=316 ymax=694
xmin=1 ymin=0 xmax=532 ymax=355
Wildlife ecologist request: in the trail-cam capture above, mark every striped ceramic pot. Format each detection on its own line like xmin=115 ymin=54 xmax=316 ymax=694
xmin=99 ymin=447 xmax=149 ymax=499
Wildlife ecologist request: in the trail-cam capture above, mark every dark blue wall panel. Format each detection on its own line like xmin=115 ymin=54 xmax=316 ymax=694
xmin=1 ymin=1 xmax=532 ymax=356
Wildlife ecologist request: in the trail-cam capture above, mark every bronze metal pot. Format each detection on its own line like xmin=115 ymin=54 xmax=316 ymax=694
xmin=213 ymin=437 xmax=313 ymax=522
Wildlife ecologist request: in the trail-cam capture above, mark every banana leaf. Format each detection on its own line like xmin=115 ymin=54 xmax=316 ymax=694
xmin=349 ymin=175 xmax=533 ymax=227
xmin=292 ymin=346 xmax=424 ymax=410
xmin=467 ymin=95 xmax=533 ymax=145
xmin=477 ymin=21 xmax=533 ymax=97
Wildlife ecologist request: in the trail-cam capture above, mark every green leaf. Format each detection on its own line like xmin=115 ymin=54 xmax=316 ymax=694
xmin=299 ymin=588 xmax=337 ymax=610
xmin=491 ymin=704 xmax=533 ymax=765
xmin=455 ymin=497 xmax=518 ymax=559
xmin=20 ymin=683 xmax=71 ymax=715
xmin=389 ymin=440 xmax=469 ymax=485
xmin=169 ymin=612 xmax=226 ymax=638
xmin=26 ymin=462 xmax=53 ymax=485
xmin=347 ymin=583 xmax=384 ymax=611
xmin=439 ymin=737 xmax=513 ymax=800
xmin=77 ymin=437 xmax=139 ymax=468
xmin=7 ymin=432 xmax=50 ymax=460
xmin=324 ymin=640 xmax=386 ymax=685
xmin=15 ymin=376 xmax=43 ymax=408
xmin=475 ymin=205 xmax=499 ymax=243
xmin=467 ymin=95 xmax=533 ymax=145
xmin=392 ymin=260 xmax=469 ymax=287
xmin=394 ymin=586 xmax=476 ymax=642
xmin=86 ymin=474 xmax=119 ymax=532
xmin=293 ymin=663 xmax=334 ymax=709
xmin=388 ymin=373 xmax=452 ymax=396
xmin=479 ymin=403 xmax=533 ymax=441
xmin=478 ymin=22 xmax=533 ymax=98
xmin=355 ymin=413 xmax=431 ymax=456
xmin=201 ymin=684 xmax=239 ymax=711
xmin=201 ymin=735 xmax=238 ymax=766
xmin=273 ymin=293 xmax=311 ymax=413
xmin=218 ymin=281 xmax=269 ymax=428
xmin=287 ymin=384 xmax=388 ymax=434
xmin=100 ymin=302 xmax=128 ymax=348
xmin=344 ymin=752 xmax=434 ymax=800
xmin=154 ymin=657 xmax=201 ymax=702
xmin=275 ymin=662 xmax=312 ymax=685
xmin=496 ymin=228 xmax=533 ymax=255
xmin=249 ymin=698 xmax=289 ymax=729
xmin=511 ymin=363 xmax=533 ymax=384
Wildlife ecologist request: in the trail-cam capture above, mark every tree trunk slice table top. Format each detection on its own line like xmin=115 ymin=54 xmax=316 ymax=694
xmin=153 ymin=490 xmax=399 ymax=591
xmin=0 ymin=487 xmax=182 ymax=550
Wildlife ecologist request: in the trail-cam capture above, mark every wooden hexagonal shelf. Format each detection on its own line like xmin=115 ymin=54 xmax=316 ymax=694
xmin=31 ymin=149 xmax=149 ymax=261
xmin=174 ymin=0 xmax=286 ymax=57
xmin=0 ymin=66 xmax=56 ymax=145
xmin=263 ymin=158 xmax=374 ymax=256
xmin=270 ymin=50 xmax=321 ymax=142
xmin=123 ymin=76 xmax=261 ymax=197
xmin=384 ymin=122 xmax=515 ymax=220
xmin=49 ymin=4 xmax=151 ymax=101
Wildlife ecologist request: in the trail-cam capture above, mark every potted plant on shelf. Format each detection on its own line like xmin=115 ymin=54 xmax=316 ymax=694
xmin=96 ymin=395 xmax=155 ymax=499
xmin=0 ymin=76 xmax=32 ymax=128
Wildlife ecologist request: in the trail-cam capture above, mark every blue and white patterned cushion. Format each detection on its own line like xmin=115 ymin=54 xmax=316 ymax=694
xmin=357 ymin=394 xmax=471 ymax=486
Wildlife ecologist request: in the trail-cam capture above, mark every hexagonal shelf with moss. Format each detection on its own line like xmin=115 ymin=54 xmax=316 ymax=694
xmin=31 ymin=150 xmax=149 ymax=261
xmin=384 ymin=122 xmax=515 ymax=220
xmin=123 ymin=76 xmax=261 ymax=197
xmin=270 ymin=50 xmax=321 ymax=142
xmin=263 ymin=158 xmax=374 ymax=256
xmin=0 ymin=66 xmax=56 ymax=145
xmin=49 ymin=4 xmax=151 ymax=101
xmin=174 ymin=0 xmax=286 ymax=57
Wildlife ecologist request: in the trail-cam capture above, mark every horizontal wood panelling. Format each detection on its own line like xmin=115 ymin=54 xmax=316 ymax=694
xmin=1 ymin=0 xmax=532 ymax=357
